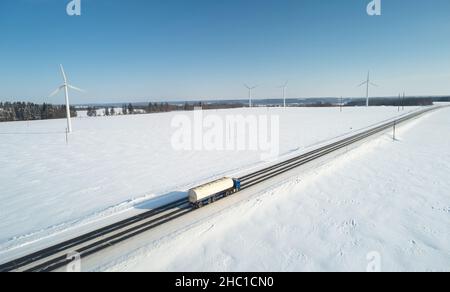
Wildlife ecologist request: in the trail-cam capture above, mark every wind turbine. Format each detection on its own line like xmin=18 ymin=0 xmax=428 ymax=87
xmin=278 ymin=81 xmax=288 ymax=108
xmin=244 ymin=84 xmax=258 ymax=108
xmin=358 ymin=71 xmax=378 ymax=107
xmin=49 ymin=65 xmax=84 ymax=133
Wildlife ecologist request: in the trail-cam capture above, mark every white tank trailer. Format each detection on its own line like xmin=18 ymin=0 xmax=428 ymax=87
xmin=188 ymin=177 xmax=241 ymax=208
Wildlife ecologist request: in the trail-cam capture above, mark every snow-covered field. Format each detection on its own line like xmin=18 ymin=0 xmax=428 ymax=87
xmin=104 ymin=106 xmax=450 ymax=272
xmin=0 ymin=106 xmax=425 ymax=260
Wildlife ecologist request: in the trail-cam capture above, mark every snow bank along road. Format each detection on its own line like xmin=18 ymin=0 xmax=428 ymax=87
xmin=0 ymin=106 xmax=443 ymax=272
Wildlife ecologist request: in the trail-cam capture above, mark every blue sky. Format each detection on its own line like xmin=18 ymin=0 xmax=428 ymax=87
xmin=1 ymin=0 xmax=449 ymax=103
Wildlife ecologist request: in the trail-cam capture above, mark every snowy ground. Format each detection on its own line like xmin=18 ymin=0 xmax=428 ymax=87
xmin=102 ymin=106 xmax=450 ymax=272
xmin=0 ymin=106 xmax=425 ymax=261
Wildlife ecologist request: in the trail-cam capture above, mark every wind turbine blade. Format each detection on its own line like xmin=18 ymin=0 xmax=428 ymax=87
xmin=49 ymin=85 xmax=65 ymax=97
xmin=357 ymin=81 xmax=367 ymax=87
xmin=60 ymin=64 xmax=68 ymax=83
xmin=245 ymin=84 xmax=258 ymax=89
xmin=68 ymin=84 xmax=85 ymax=92
xmin=370 ymin=82 xmax=379 ymax=87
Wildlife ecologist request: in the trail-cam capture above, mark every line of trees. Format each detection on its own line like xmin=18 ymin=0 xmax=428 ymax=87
xmin=143 ymin=102 xmax=243 ymax=113
xmin=117 ymin=102 xmax=243 ymax=115
xmin=432 ymin=96 xmax=450 ymax=102
xmin=346 ymin=97 xmax=433 ymax=107
xmin=0 ymin=102 xmax=77 ymax=122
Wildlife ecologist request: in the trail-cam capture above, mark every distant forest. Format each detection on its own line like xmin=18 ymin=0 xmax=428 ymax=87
xmin=85 ymin=102 xmax=244 ymax=117
xmin=0 ymin=102 xmax=77 ymax=122
xmin=0 ymin=96 xmax=444 ymax=122
xmin=136 ymin=101 xmax=243 ymax=113
xmin=346 ymin=97 xmax=434 ymax=107
xmin=432 ymin=96 xmax=450 ymax=102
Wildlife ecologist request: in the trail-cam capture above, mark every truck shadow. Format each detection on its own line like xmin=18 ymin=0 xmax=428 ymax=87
xmin=134 ymin=191 xmax=188 ymax=210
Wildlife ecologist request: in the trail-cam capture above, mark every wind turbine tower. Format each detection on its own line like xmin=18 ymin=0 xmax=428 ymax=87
xmin=50 ymin=65 xmax=84 ymax=133
xmin=358 ymin=71 xmax=378 ymax=107
xmin=278 ymin=81 xmax=288 ymax=108
xmin=244 ymin=84 xmax=257 ymax=108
